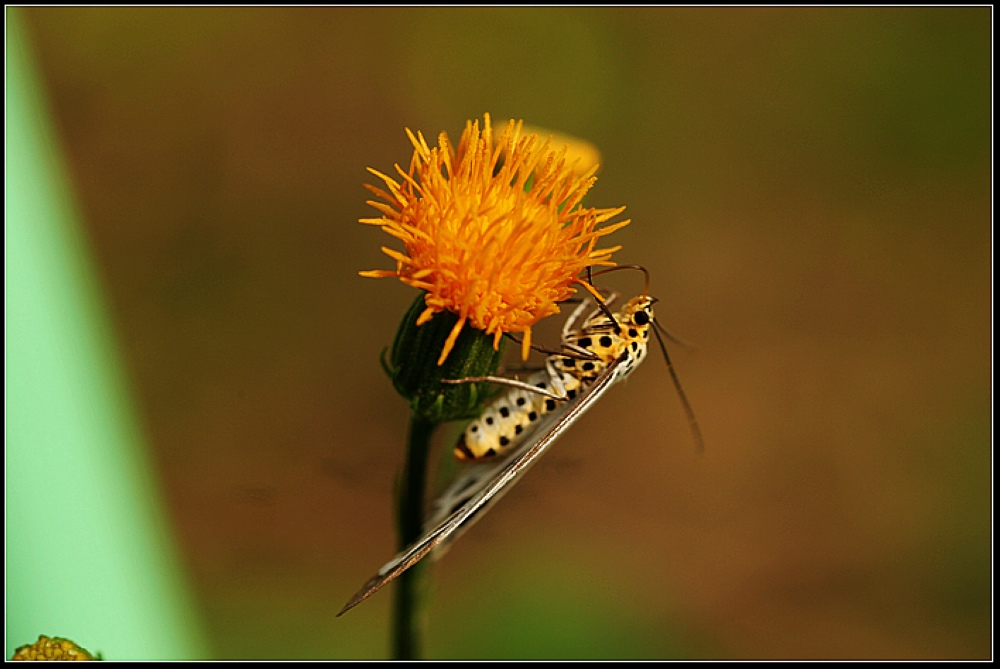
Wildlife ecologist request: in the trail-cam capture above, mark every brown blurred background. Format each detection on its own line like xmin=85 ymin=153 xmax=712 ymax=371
xmin=19 ymin=6 xmax=990 ymax=659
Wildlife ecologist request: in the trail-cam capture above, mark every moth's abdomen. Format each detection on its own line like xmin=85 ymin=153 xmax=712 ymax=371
xmin=454 ymin=370 xmax=583 ymax=462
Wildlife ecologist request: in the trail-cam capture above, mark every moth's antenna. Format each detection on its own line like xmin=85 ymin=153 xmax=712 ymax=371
xmin=653 ymin=319 xmax=699 ymax=350
xmin=575 ymin=267 xmax=621 ymax=334
xmin=651 ymin=323 xmax=705 ymax=453
xmin=588 ymin=264 xmax=652 ymax=297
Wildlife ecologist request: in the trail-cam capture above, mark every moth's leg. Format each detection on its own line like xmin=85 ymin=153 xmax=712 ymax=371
xmin=504 ymin=332 xmax=598 ymax=361
xmin=543 ymin=357 xmax=568 ymax=399
xmin=440 ymin=374 xmax=565 ymax=401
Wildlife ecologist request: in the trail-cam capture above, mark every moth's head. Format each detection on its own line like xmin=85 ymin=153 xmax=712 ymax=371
xmin=620 ymin=295 xmax=656 ymax=330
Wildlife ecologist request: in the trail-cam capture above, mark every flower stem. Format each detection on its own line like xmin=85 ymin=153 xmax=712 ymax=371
xmin=392 ymin=413 xmax=436 ymax=660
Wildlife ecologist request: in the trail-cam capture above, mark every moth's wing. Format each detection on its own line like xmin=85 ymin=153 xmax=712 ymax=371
xmin=424 ymin=458 xmax=510 ymax=553
xmin=336 ymin=355 xmax=626 ymax=617
xmin=431 ymin=353 xmax=633 ymax=554
xmin=426 ymin=384 xmax=579 ymax=536
xmin=426 ymin=395 xmax=580 ymax=559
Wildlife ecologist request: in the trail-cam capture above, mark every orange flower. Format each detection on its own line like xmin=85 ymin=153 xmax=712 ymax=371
xmin=11 ymin=636 xmax=96 ymax=661
xmin=361 ymin=114 xmax=629 ymax=365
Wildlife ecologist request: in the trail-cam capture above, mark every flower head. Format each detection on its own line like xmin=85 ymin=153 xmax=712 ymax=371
xmin=361 ymin=114 xmax=629 ymax=365
xmin=12 ymin=635 xmax=96 ymax=661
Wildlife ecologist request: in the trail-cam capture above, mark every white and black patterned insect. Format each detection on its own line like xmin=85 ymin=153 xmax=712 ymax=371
xmin=338 ymin=266 xmax=701 ymax=615
xmin=453 ymin=292 xmax=654 ymax=462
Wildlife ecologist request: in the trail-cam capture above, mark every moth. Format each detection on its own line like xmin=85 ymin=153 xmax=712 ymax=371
xmin=338 ymin=266 xmax=701 ymax=615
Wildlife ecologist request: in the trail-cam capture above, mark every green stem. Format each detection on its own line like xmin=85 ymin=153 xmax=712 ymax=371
xmin=392 ymin=413 xmax=436 ymax=660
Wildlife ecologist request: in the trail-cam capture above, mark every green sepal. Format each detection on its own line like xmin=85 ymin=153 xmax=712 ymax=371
xmin=384 ymin=292 xmax=505 ymax=424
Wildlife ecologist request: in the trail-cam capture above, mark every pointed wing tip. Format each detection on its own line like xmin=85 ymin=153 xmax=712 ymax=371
xmin=335 ymin=592 xmax=364 ymax=617
xmin=336 ymin=590 xmax=363 ymax=617
xmin=336 ymin=574 xmax=386 ymax=617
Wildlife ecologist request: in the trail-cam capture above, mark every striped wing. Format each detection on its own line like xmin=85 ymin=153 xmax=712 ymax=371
xmin=336 ymin=354 xmax=627 ymax=616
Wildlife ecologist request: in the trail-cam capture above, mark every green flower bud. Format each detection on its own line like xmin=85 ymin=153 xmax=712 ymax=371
xmin=383 ymin=292 xmax=505 ymax=424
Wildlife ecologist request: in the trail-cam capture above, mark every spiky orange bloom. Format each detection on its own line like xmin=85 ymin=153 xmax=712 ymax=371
xmin=360 ymin=114 xmax=629 ymax=365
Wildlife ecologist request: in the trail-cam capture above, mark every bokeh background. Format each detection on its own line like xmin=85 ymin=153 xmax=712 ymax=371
xmin=9 ymin=6 xmax=991 ymax=660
